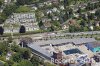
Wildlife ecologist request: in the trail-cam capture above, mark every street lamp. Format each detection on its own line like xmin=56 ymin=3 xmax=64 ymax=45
xmin=90 ymin=26 xmax=94 ymax=37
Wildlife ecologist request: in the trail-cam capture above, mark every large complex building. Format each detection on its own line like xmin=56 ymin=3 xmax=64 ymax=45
xmin=27 ymin=38 xmax=97 ymax=65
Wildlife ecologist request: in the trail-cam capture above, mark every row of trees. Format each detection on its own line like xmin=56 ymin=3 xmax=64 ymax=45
xmin=0 ymin=25 xmax=26 ymax=35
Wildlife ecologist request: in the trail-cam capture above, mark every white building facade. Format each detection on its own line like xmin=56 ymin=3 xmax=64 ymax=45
xmin=5 ymin=13 xmax=39 ymax=33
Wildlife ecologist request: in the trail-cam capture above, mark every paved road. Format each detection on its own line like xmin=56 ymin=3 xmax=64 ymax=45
xmin=12 ymin=31 xmax=100 ymax=39
xmin=45 ymin=31 xmax=100 ymax=37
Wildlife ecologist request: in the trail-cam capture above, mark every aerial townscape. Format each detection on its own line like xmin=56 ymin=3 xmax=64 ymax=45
xmin=0 ymin=0 xmax=100 ymax=66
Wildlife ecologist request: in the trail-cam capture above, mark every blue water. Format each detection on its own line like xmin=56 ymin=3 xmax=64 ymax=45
xmin=63 ymin=48 xmax=82 ymax=55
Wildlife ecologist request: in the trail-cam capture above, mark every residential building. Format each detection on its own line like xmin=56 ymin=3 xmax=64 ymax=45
xmin=62 ymin=23 xmax=69 ymax=30
xmin=5 ymin=13 xmax=39 ymax=32
xmin=27 ymin=38 xmax=96 ymax=64
xmin=41 ymin=18 xmax=52 ymax=29
xmin=6 ymin=13 xmax=36 ymax=23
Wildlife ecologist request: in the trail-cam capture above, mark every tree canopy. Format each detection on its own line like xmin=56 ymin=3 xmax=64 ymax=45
xmin=18 ymin=60 xmax=33 ymax=66
xmin=11 ymin=53 xmax=22 ymax=62
xmin=3 ymin=4 xmax=18 ymax=17
xmin=15 ymin=6 xmax=31 ymax=13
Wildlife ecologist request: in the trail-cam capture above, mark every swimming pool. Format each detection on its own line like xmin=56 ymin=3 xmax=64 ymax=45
xmin=85 ymin=43 xmax=100 ymax=53
xmin=93 ymin=47 xmax=100 ymax=52
xmin=63 ymin=48 xmax=82 ymax=55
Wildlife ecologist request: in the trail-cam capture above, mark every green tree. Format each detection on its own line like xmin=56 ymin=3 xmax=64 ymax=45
xmin=7 ymin=37 xmax=13 ymax=43
xmin=0 ymin=2 xmax=17 ymax=24
xmin=0 ymin=13 xmax=7 ymax=24
xmin=5 ymin=60 xmax=14 ymax=66
xmin=87 ymin=12 xmax=94 ymax=20
xmin=69 ymin=25 xmax=82 ymax=33
xmin=80 ymin=20 xmax=86 ymax=27
xmin=3 ymin=4 xmax=18 ymax=17
xmin=83 ymin=27 xmax=89 ymax=31
xmin=12 ymin=63 xmax=18 ymax=66
xmin=30 ymin=55 xmax=43 ymax=66
xmin=69 ymin=25 xmax=75 ymax=33
xmin=0 ymin=42 xmax=9 ymax=55
xmin=47 ymin=26 xmax=54 ymax=32
xmin=30 ymin=56 xmax=39 ymax=66
xmin=18 ymin=60 xmax=33 ymax=66
xmin=44 ymin=62 xmax=56 ymax=66
xmin=86 ymin=3 xmax=93 ymax=10
xmin=11 ymin=53 xmax=22 ymax=62
xmin=4 ymin=63 xmax=9 ymax=66
xmin=11 ymin=44 xmax=20 ymax=52
xmin=52 ymin=21 xmax=61 ymax=30
xmin=15 ymin=6 xmax=31 ymax=13
xmin=17 ymin=48 xmax=31 ymax=60
xmin=21 ymin=49 xmax=31 ymax=59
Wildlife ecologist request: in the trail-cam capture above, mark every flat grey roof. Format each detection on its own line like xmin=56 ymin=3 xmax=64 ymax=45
xmin=86 ymin=41 xmax=100 ymax=48
xmin=27 ymin=38 xmax=96 ymax=61
xmin=32 ymin=38 xmax=96 ymax=45
xmin=27 ymin=44 xmax=52 ymax=60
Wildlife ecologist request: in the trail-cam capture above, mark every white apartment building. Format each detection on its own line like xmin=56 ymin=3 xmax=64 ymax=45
xmin=6 ymin=13 xmax=36 ymax=23
xmin=5 ymin=13 xmax=39 ymax=32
